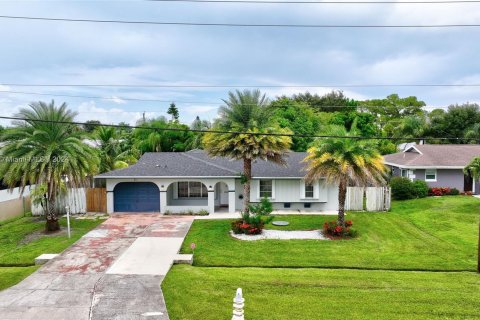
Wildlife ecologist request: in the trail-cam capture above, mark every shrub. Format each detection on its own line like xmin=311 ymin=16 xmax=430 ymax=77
xmin=322 ymin=220 xmax=357 ymax=238
xmin=428 ymin=187 xmax=451 ymax=196
xmin=231 ymin=197 xmax=273 ymax=235
xmin=412 ymin=180 xmax=429 ymax=198
xmin=447 ymin=188 xmax=460 ymax=195
xmin=390 ymin=177 xmax=416 ymax=200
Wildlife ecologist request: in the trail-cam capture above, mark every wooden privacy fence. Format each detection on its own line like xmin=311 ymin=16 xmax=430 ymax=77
xmin=86 ymin=188 xmax=107 ymax=213
xmin=345 ymin=186 xmax=391 ymax=212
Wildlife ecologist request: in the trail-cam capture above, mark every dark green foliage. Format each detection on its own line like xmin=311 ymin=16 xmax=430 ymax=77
xmin=390 ymin=177 xmax=416 ymax=200
xmin=329 ymin=111 xmax=377 ymax=137
xmin=167 ymin=102 xmax=180 ymax=121
xmin=447 ymin=188 xmax=460 ymax=195
xmin=292 ymin=90 xmax=357 ymax=113
xmin=187 ymin=116 xmax=211 ymax=149
xmin=412 ymin=180 xmax=429 ymax=198
xmin=425 ymin=103 xmax=480 ymax=143
xmin=83 ymin=120 xmax=102 ymax=133
xmin=361 ymin=94 xmax=426 ymax=136
xmin=270 ymin=98 xmax=322 ymax=151
xmin=376 ymin=140 xmax=398 ymax=155
xmin=133 ymin=117 xmax=195 ymax=152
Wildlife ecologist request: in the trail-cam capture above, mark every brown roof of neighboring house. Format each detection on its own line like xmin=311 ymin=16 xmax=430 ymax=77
xmin=383 ymin=144 xmax=480 ymax=168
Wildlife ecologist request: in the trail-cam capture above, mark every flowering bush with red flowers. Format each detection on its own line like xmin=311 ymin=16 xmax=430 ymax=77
xmin=428 ymin=187 xmax=466 ymax=196
xmin=323 ymin=220 xmax=357 ymax=239
xmin=231 ymin=198 xmax=273 ymax=235
xmin=428 ymin=187 xmax=451 ymax=196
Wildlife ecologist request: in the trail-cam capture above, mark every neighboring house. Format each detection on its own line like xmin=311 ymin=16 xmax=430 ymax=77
xmin=94 ymin=150 xmax=339 ymax=214
xmin=384 ymin=144 xmax=480 ymax=193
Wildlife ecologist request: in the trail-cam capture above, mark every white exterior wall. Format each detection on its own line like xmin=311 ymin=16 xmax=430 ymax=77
xmin=106 ymin=177 xmax=339 ymax=214
xmin=234 ymin=178 xmax=339 ymax=211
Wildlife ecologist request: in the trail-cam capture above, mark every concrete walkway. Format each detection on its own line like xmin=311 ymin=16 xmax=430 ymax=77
xmin=0 ymin=214 xmax=193 ymax=320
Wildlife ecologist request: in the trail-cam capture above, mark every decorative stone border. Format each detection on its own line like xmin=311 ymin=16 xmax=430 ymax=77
xmin=230 ymin=229 xmax=329 ymax=241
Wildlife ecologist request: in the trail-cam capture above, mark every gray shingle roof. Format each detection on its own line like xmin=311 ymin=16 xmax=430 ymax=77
xmin=384 ymin=144 xmax=480 ymax=168
xmin=96 ymin=151 xmax=309 ymax=178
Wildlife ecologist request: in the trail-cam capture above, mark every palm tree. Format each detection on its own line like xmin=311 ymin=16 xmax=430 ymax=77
xmin=203 ymin=89 xmax=292 ymax=213
xmin=0 ymin=101 xmax=99 ymax=231
xmin=94 ymin=126 xmax=138 ymax=173
xmin=304 ymin=124 xmax=386 ymax=227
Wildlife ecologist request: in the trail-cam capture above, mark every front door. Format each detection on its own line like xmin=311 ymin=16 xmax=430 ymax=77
xmin=464 ymin=174 xmax=473 ymax=192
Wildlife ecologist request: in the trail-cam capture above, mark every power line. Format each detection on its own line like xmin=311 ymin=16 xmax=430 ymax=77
xmin=2 ymin=83 xmax=480 ymax=88
xmin=0 ymin=15 xmax=479 ymax=28
xmin=146 ymin=0 xmax=480 ymax=3
xmin=0 ymin=89 xmax=442 ymax=110
xmin=0 ymin=89 xmax=403 ymax=109
xmin=0 ymin=115 xmax=466 ymax=141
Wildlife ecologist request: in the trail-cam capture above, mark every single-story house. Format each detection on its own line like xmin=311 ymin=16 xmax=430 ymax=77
xmin=94 ymin=150 xmax=339 ymax=214
xmin=384 ymin=144 xmax=480 ymax=193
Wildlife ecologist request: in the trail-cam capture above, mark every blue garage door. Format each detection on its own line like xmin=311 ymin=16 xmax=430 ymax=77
xmin=114 ymin=182 xmax=160 ymax=212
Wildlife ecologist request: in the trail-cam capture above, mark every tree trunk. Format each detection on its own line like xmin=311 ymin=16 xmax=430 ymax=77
xmin=45 ymin=194 xmax=60 ymax=232
xmin=243 ymin=158 xmax=252 ymax=214
xmin=337 ymin=178 xmax=347 ymax=227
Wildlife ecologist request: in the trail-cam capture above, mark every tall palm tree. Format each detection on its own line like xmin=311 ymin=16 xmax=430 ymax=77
xmin=0 ymin=101 xmax=99 ymax=231
xmin=203 ymin=89 xmax=292 ymax=213
xmin=304 ymin=124 xmax=386 ymax=227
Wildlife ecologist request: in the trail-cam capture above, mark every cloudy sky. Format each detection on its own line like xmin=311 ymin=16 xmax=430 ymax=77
xmin=0 ymin=0 xmax=479 ymax=126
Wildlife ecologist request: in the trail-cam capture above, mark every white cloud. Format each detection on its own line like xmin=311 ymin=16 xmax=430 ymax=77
xmin=103 ymin=96 xmax=127 ymax=105
xmin=0 ymin=85 xmax=11 ymax=92
xmin=183 ymin=105 xmax=218 ymax=115
xmin=75 ymin=101 xmax=159 ymax=126
xmin=356 ymin=54 xmax=450 ymax=83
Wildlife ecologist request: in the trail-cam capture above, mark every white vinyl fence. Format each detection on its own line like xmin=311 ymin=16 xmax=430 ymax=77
xmin=345 ymin=186 xmax=391 ymax=212
xmin=366 ymin=187 xmax=391 ymax=212
xmin=31 ymin=188 xmax=87 ymax=216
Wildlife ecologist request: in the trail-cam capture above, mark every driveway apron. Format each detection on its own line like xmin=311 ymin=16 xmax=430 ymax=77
xmin=0 ymin=214 xmax=193 ymax=320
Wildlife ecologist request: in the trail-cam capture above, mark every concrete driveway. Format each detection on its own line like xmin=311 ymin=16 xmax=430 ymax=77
xmin=0 ymin=214 xmax=193 ymax=320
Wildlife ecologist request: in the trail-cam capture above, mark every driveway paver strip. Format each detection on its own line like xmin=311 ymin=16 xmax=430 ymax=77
xmin=0 ymin=214 xmax=194 ymax=320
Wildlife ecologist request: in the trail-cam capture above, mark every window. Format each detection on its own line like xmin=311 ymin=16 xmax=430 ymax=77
xmin=401 ymin=169 xmax=408 ymax=177
xmin=178 ymin=182 xmax=189 ymax=197
xmin=305 ymin=184 xmax=314 ymax=198
xmin=177 ymin=182 xmax=208 ymax=198
xmin=259 ymin=180 xmax=273 ymax=198
xmin=425 ymin=169 xmax=437 ymax=181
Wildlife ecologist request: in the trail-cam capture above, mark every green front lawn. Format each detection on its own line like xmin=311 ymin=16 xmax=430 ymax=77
xmin=0 ymin=215 xmax=103 ymax=290
xmin=180 ymin=196 xmax=480 ymax=271
xmin=0 ymin=266 xmax=39 ymax=290
xmin=165 ymin=196 xmax=480 ymax=319
xmin=163 ymin=266 xmax=480 ymax=320
xmin=0 ymin=215 xmax=103 ymax=266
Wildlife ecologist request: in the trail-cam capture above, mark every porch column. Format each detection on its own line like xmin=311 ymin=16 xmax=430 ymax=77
xmin=160 ymin=191 xmax=167 ymax=214
xmin=106 ymin=191 xmax=114 ymax=214
xmin=228 ymin=190 xmax=236 ymax=213
xmin=208 ymin=190 xmax=215 ymax=214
